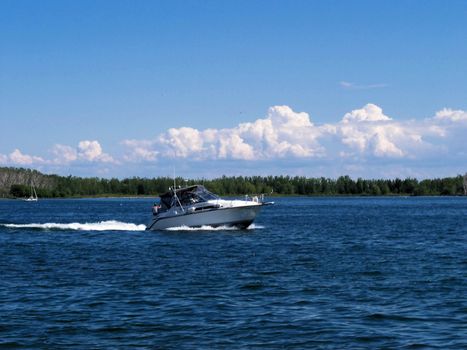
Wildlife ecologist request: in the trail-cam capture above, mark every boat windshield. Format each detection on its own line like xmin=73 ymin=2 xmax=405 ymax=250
xmin=159 ymin=185 xmax=219 ymax=209
xmin=178 ymin=186 xmax=219 ymax=206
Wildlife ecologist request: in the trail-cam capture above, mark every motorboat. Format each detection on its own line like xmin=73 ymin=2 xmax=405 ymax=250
xmin=146 ymin=185 xmax=272 ymax=230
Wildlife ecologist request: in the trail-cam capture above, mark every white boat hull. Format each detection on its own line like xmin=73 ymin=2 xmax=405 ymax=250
xmin=147 ymin=205 xmax=263 ymax=231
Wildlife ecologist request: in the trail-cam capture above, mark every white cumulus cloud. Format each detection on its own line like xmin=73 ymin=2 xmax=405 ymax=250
xmin=3 ymin=104 xmax=467 ymax=179
xmin=433 ymin=108 xmax=467 ymax=122
xmin=122 ymin=103 xmax=467 ymax=165
xmin=337 ymin=104 xmax=412 ymax=157
xmin=342 ymin=103 xmax=392 ymax=123
xmin=9 ymin=149 xmax=46 ymax=165
xmin=121 ymin=139 xmax=158 ymax=161
xmin=124 ymin=105 xmax=327 ymax=161
xmin=48 ymin=141 xmax=116 ymax=165
xmin=78 ymin=140 xmax=115 ymax=163
xmin=52 ymin=144 xmax=78 ymax=163
xmin=158 ymin=127 xmax=205 ymax=158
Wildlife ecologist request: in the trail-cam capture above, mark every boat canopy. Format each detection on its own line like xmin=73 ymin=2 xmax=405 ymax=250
xmin=159 ymin=185 xmax=219 ymax=209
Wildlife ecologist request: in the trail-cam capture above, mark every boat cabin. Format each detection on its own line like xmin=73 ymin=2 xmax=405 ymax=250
xmin=158 ymin=185 xmax=220 ymax=210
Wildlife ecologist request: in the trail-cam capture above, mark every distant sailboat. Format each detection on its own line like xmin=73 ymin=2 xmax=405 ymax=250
xmin=25 ymin=184 xmax=38 ymax=202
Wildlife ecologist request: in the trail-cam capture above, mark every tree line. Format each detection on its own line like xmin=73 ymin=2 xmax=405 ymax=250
xmin=0 ymin=167 xmax=465 ymax=198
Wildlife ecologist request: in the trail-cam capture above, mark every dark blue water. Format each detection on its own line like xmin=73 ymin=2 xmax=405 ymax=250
xmin=0 ymin=197 xmax=466 ymax=349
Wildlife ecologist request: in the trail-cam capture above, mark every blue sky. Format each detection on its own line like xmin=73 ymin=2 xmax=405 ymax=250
xmin=1 ymin=0 xmax=467 ymax=179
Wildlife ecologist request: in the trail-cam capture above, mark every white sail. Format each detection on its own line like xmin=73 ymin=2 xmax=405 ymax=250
xmin=24 ymin=183 xmax=38 ymax=201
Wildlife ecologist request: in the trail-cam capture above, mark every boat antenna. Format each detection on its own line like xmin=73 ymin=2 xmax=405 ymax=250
xmin=171 ymin=166 xmax=185 ymax=212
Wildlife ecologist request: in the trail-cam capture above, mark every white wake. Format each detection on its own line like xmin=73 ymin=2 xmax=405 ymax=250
xmin=165 ymin=223 xmax=264 ymax=231
xmin=1 ymin=220 xmax=147 ymax=231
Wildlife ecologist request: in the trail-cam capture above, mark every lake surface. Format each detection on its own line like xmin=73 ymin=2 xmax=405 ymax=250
xmin=0 ymin=197 xmax=466 ymax=349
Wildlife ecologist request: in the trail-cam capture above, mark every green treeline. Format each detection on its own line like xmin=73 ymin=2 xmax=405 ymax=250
xmin=0 ymin=167 xmax=465 ymax=198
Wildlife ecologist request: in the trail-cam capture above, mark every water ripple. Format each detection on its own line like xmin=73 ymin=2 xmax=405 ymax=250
xmin=0 ymin=197 xmax=466 ymax=349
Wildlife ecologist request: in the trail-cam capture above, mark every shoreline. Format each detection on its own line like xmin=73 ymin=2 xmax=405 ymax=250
xmin=1 ymin=194 xmax=466 ymax=200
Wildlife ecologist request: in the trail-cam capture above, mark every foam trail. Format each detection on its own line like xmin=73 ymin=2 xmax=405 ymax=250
xmin=247 ymin=224 xmax=264 ymax=230
xmin=165 ymin=224 xmax=264 ymax=231
xmin=2 ymin=220 xmax=146 ymax=231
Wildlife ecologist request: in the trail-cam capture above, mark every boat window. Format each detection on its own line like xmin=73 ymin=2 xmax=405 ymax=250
xmin=194 ymin=187 xmax=219 ymax=201
xmin=175 ymin=186 xmax=219 ymax=206
xmin=179 ymin=192 xmax=199 ymax=206
xmin=159 ymin=185 xmax=219 ymax=209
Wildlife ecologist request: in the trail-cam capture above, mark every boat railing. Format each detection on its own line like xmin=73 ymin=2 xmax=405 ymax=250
xmin=243 ymin=193 xmax=266 ymax=203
